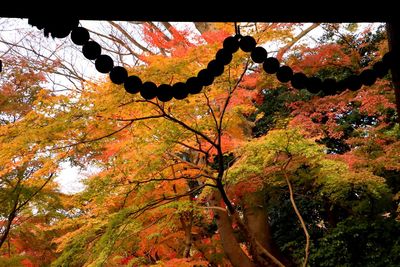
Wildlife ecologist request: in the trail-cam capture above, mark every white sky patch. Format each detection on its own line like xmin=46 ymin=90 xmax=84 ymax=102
xmin=55 ymin=162 xmax=103 ymax=194
xmin=55 ymin=162 xmax=102 ymax=194
xmin=55 ymin=162 xmax=86 ymax=194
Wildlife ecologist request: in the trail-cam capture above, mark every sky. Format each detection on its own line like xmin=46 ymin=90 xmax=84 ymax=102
xmin=55 ymin=162 xmax=86 ymax=194
xmin=0 ymin=18 xmax=104 ymax=194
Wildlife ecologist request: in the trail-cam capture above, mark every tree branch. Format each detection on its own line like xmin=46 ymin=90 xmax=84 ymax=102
xmin=152 ymin=103 xmax=219 ymax=149
xmin=277 ymin=23 xmax=320 ymax=61
xmin=15 ymin=173 xmax=54 ymax=212
xmin=203 ymin=92 xmax=219 ymax=130
xmin=128 ymin=184 xmax=207 ymax=220
xmin=108 ymin=21 xmax=154 ymax=55
xmin=50 ymin=121 xmax=134 ymax=151
xmin=281 ymin=156 xmax=310 ymax=267
xmin=172 ymin=140 xmax=209 ymax=156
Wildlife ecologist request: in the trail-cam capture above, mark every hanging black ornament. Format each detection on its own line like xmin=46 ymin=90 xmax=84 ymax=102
xmin=373 ymin=61 xmax=389 ymax=78
xmin=291 ymin=73 xmax=308 ymax=89
xmin=215 ymin=49 xmax=233 ymax=65
xmin=306 ymin=77 xmax=322 ymax=94
xmin=263 ymin=57 xmax=280 ymax=74
xmin=276 ymin=66 xmax=293 ymax=83
xmin=250 ymin=46 xmax=268 ymax=63
xmin=157 ymin=84 xmax=173 ymax=102
xmin=197 ymin=69 xmax=214 ymax=86
xmin=172 ymin=82 xmax=189 ymax=100
xmin=95 ymin=55 xmax=114 ymax=73
xmin=71 ymin=27 xmax=90 ymax=45
xmin=50 ymin=24 xmax=72 ymax=39
xmin=359 ymin=69 xmax=377 ymax=86
xmin=124 ymin=75 xmax=142 ymax=94
xmin=28 ymin=18 xmax=46 ymax=30
xmin=37 ymin=18 xmax=387 ymax=101
xmin=336 ymin=79 xmax=347 ymax=93
xmin=344 ymin=75 xmax=362 ymax=91
xmin=322 ymin=78 xmax=337 ymax=95
xmin=186 ymin=77 xmax=203 ymax=94
xmin=82 ymin=41 xmax=101 ymax=60
xmin=239 ymin=36 xmax=256 ymax=52
xmin=140 ymin=82 xmax=158 ymax=100
xmin=110 ymin=66 xmax=128 ymax=84
xmin=171 ymin=82 xmax=189 ymax=100
xmin=207 ymin=60 xmax=224 ymax=77
xmin=223 ymin=36 xmax=240 ymax=53
xmin=42 ymin=22 xmax=53 ymax=38
xmin=50 ymin=19 xmax=78 ymax=38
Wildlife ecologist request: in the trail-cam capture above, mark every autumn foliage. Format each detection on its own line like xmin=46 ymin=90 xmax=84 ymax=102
xmin=1 ymin=22 xmax=400 ymax=267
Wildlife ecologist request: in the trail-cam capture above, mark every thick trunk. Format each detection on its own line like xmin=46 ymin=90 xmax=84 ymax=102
xmin=182 ymin=228 xmax=192 ymax=258
xmin=180 ymin=211 xmax=194 ymax=258
xmin=193 ymin=237 xmax=219 ymax=267
xmin=0 ymin=210 xmax=16 ymax=249
xmin=277 ymin=23 xmax=320 ymax=61
xmin=243 ymin=193 xmax=273 ymax=250
xmin=0 ymin=190 xmax=19 ymax=250
xmin=323 ymin=199 xmax=337 ymax=228
xmin=210 ymin=191 xmax=256 ymax=267
xmin=243 ymin=193 xmax=293 ymax=267
xmin=194 ymin=22 xmax=219 ymax=34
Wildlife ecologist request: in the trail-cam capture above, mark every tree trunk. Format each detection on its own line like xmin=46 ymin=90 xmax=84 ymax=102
xmin=194 ymin=23 xmax=219 ymax=34
xmin=0 ymin=187 xmax=20 ymax=250
xmin=210 ymin=191 xmax=256 ymax=267
xmin=243 ymin=192 xmax=293 ymax=267
xmin=193 ymin=238 xmax=218 ymax=266
xmin=180 ymin=211 xmax=194 ymax=258
xmin=323 ymin=198 xmax=337 ymax=228
xmin=243 ymin=193 xmax=273 ymax=250
xmin=277 ymin=23 xmax=320 ymax=61
xmin=0 ymin=210 xmax=17 ymax=249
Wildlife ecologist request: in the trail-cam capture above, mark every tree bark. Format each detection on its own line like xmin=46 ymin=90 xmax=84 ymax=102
xmin=0 ymin=205 xmax=17 ymax=249
xmin=277 ymin=23 xmax=320 ymax=61
xmin=180 ymin=211 xmax=194 ymax=258
xmin=108 ymin=21 xmax=154 ymax=55
xmin=243 ymin=193 xmax=273 ymax=251
xmin=243 ymin=192 xmax=293 ymax=266
xmin=194 ymin=23 xmax=219 ymax=34
xmin=209 ymin=191 xmax=256 ymax=267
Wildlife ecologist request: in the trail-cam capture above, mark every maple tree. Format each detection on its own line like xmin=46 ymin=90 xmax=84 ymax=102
xmin=1 ymin=21 xmax=399 ymax=267
xmin=0 ymin=56 xmax=70 ymax=266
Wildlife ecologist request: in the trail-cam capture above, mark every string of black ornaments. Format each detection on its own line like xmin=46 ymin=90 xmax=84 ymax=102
xmin=28 ymin=18 xmax=399 ymax=102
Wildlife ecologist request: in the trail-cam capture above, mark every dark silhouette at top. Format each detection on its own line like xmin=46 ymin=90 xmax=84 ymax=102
xmin=25 ymin=18 xmax=398 ymax=104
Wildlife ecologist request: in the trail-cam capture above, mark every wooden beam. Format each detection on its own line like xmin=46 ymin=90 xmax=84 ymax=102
xmin=386 ymin=23 xmax=400 ymax=122
xmin=0 ymin=4 xmax=396 ymax=22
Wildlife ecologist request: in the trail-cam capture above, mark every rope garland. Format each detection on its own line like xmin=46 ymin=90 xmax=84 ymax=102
xmin=28 ymin=19 xmax=398 ymax=102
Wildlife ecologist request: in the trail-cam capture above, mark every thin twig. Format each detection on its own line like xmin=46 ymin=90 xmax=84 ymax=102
xmin=201 ymin=206 xmax=228 ymax=212
xmin=282 ymin=157 xmax=310 ymax=267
